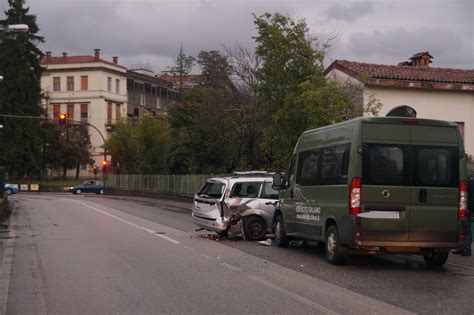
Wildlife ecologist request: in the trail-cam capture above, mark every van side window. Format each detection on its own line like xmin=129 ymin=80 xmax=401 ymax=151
xmin=320 ymin=144 xmax=351 ymax=185
xmin=297 ymin=149 xmax=321 ymax=186
xmin=363 ymin=144 xmax=409 ymax=186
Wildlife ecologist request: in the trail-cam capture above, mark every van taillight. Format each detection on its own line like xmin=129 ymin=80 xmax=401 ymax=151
xmin=350 ymin=177 xmax=361 ymax=215
xmin=459 ymin=180 xmax=468 ymax=219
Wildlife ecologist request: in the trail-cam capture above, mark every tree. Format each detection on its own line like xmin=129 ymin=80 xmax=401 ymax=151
xmin=170 ymin=44 xmax=195 ymax=96
xmin=253 ymin=13 xmax=369 ymax=169
xmin=0 ymin=0 xmax=45 ymax=178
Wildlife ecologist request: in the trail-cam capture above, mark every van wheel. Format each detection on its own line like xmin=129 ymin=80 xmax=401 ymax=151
xmin=325 ymin=225 xmax=348 ymax=265
xmin=423 ymin=250 xmax=449 ymax=268
xmin=244 ymin=216 xmax=267 ymax=241
xmin=274 ymin=214 xmax=290 ymax=248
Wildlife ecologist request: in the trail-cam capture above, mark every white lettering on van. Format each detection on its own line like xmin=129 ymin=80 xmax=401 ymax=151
xmin=295 ymin=206 xmax=321 ymax=221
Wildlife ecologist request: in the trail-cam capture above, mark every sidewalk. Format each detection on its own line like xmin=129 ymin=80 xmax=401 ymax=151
xmin=448 ymin=245 xmax=474 ymax=269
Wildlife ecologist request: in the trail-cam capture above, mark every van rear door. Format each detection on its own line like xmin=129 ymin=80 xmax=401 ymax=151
xmin=409 ymin=126 xmax=459 ymax=242
xmin=360 ymin=123 xmax=411 ymax=241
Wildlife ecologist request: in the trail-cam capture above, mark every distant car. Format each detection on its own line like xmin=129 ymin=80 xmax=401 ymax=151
xmin=71 ymin=180 xmax=105 ymax=195
xmin=192 ymin=171 xmax=279 ymax=241
xmin=4 ymin=183 xmax=19 ymax=195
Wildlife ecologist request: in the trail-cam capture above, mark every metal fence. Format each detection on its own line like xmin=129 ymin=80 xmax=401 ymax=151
xmin=105 ymin=174 xmax=211 ymax=197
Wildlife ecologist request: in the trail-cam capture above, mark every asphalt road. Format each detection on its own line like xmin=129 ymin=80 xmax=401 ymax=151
xmin=3 ymin=193 xmax=474 ymax=314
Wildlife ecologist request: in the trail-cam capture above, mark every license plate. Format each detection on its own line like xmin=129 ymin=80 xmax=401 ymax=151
xmin=358 ymin=211 xmax=400 ymax=219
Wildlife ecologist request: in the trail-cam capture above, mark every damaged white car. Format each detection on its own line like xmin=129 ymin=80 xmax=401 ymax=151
xmin=192 ymin=172 xmax=279 ymax=241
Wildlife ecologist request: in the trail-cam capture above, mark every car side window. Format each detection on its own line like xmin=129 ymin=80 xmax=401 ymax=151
xmin=230 ymin=182 xmax=262 ymax=198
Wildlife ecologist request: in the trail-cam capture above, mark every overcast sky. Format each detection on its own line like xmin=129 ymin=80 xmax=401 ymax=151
xmin=2 ymin=0 xmax=473 ymax=72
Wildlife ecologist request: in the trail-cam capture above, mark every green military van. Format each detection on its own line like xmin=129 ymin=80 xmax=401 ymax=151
xmin=272 ymin=117 xmax=469 ymax=267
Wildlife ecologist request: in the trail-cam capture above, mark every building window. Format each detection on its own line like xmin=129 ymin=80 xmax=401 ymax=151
xmin=53 ymin=104 xmax=61 ymax=118
xmin=67 ymin=76 xmax=74 ymax=91
xmin=53 ymin=77 xmax=61 ymax=91
xmin=81 ymin=76 xmax=88 ymax=91
xmin=115 ymin=103 xmax=121 ymax=121
xmin=115 ymin=79 xmax=120 ymax=94
xmin=107 ymin=102 xmax=112 ymax=124
xmin=107 ymin=77 xmax=112 ymax=92
xmin=80 ymin=104 xmax=88 ymax=122
xmin=67 ymin=104 xmax=74 ymax=121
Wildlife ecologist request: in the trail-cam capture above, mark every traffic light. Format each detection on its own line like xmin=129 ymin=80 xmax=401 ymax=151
xmin=101 ymin=160 xmax=107 ymax=167
xmin=58 ymin=113 xmax=67 ymax=125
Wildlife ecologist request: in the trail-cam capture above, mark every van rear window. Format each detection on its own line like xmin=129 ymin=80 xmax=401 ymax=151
xmin=363 ymin=144 xmax=458 ymax=187
xmin=363 ymin=144 xmax=409 ymax=186
xmin=413 ymin=146 xmax=458 ymax=187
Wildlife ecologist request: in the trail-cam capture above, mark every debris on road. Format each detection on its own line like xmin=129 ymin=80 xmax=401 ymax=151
xmin=258 ymin=238 xmax=273 ymax=246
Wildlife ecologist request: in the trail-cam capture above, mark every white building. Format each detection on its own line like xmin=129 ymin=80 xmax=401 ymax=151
xmin=41 ymin=49 xmax=128 ymax=177
xmin=324 ymin=52 xmax=474 ymax=156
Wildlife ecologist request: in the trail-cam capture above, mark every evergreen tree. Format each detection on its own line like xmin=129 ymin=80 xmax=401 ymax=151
xmin=170 ymin=44 xmax=195 ymax=97
xmin=0 ymin=0 xmax=45 ymax=178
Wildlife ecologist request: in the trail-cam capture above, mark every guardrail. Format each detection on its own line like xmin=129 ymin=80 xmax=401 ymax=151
xmin=105 ymin=174 xmax=211 ymax=197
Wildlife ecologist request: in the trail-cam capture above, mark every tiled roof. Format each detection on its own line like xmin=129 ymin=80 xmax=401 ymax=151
xmin=41 ymin=56 xmax=126 ymax=69
xmin=158 ymin=73 xmax=203 ymax=84
xmin=326 ymin=60 xmax=474 ymax=85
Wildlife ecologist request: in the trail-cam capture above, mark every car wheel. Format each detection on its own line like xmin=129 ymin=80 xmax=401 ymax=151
xmin=325 ymin=225 xmax=348 ymax=265
xmin=75 ymin=189 xmax=82 ymax=195
xmin=423 ymin=250 xmax=449 ymax=268
xmin=274 ymin=214 xmax=290 ymax=248
xmin=98 ymin=189 xmax=104 ymax=195
xmin=5 ymin=189 xmax=12 ymax=195
xmin=243 ymin=216 xmax=267 ymax=241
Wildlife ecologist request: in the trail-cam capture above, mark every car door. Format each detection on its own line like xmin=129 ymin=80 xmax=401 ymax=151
xmin=193 ymin=180 xmax=227 ymax=221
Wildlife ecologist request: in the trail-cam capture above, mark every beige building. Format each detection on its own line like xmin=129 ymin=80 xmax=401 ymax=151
xmin=324 ymin=52 xmax=474 ymax=156
xmin=41 ymin=49 xmax=128 ymax=177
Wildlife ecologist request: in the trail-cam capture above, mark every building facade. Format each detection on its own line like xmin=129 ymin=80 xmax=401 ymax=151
xmin=41 ymin=49 xmax=128 ymax=177
xmin=324 ymin=52 xmax=474 ymax=155
xmin=127 ymin=67 xmax=179 ymax=118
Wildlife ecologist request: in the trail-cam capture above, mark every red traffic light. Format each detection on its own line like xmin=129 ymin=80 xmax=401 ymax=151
xmin=101 ymin=160 xmax=107 ymax=167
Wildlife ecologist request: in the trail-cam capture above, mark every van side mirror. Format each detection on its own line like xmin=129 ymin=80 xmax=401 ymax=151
xmin=272 ymin=173 xmax=283 ymax=190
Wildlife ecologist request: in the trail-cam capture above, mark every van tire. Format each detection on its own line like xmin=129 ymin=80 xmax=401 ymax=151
xmin=423 ymin=250 xmax=449 ymax=268
xmin=274 ymin=214 xmax=290 ymax=248
xmin=325 ymin=225 xmax=348 ymax=265
xmin=243 ymin=216 xmax=267 ymax=241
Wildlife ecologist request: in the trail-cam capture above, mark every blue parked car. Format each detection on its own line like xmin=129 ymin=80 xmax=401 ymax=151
xmin=4 ymin=183 xmax=19 ymax=195
xmin=71 ymin=180 xmax=105 ymax=195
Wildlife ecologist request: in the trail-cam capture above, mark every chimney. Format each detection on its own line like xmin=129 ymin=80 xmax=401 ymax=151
xmin=94 ymin=48 xmax=101 ymax=61
xmin=112 ymin=56 xmax=118 ymax=65
xmin=45 ymin=51 xmax=52 ymax=62
xmin=409 ymin=52 xmax=433 ymax=68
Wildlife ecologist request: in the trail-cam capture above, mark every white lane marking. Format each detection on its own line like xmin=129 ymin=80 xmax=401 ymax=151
xmin=75 ymin=200 xmax=180 ymax=245
xmin=248 ymin=275 xmax=339 ymax=314
xmin=0 ymin=212 xmax=17 ymax=314
xmin=447 ymin=262 xmax=474 ymax=271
